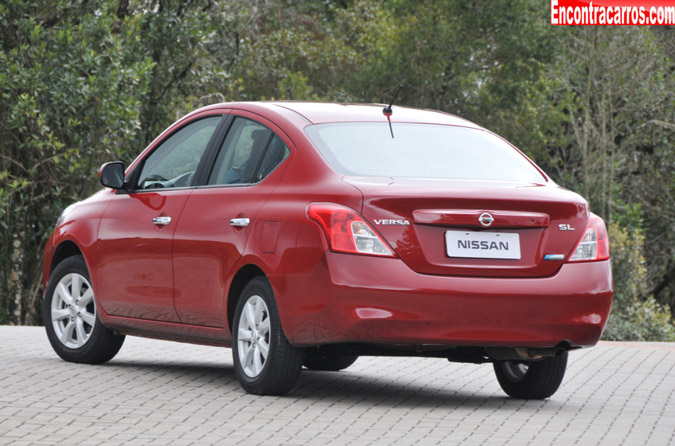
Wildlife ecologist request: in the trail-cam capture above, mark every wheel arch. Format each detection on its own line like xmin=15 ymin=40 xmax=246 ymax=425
xmin=50 ymin=240 xmax=84 ymax=275
xmin=227 ymin=264 xmax=267 ymax=331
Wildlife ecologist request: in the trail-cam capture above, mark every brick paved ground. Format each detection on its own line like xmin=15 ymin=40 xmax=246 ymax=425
xmin=0 ymin=326 xmax=673 ymax=446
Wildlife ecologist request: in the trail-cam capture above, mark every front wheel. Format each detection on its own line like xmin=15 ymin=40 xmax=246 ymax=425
xmin=44 ymin=255 xmax=125 ymax=364
xmin=493 ymin=352 xmax=568 ymax=399
xmin=232 ymin=277 xmax=303 ymax=395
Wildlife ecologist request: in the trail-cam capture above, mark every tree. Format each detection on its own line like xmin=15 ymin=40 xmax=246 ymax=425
xmin=0 ymin=0 xmax=152 ymax=323
xmin=534 ymin=27 xmax=675 ymax=309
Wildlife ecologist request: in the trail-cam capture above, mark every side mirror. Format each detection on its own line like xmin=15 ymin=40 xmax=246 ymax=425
xmin=99 ymin=162 xmax=125 ymax=189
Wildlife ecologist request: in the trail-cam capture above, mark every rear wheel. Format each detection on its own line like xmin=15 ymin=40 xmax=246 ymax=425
xmin=303 ymin=353 xmax=358 ymax=371
xmin=232 ymin=277 xmax=303 ymax=395
xmin=44 ymin=255 xmax=125 ymax=364
xmin=493 ymin=352 xmax=568 ymax=399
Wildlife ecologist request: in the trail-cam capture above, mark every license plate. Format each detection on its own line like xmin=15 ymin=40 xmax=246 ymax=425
xmin=445 ymin=230 xmax=521 ymax=259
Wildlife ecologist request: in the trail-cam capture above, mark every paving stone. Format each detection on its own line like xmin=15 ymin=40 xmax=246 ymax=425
xmin=0 ymin=327 xmax=674 ymax=445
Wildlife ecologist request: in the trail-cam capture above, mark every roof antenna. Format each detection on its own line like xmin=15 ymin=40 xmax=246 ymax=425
xmin=382 ymin=84 xmax=403 ymax=138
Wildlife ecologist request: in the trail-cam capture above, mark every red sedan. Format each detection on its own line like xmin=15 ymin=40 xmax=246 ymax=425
xmin=43 ymin=102 xmax=613 ymax=399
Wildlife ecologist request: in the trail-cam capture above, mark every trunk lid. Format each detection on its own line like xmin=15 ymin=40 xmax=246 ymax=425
xmin=347 ymin=176 xmax=588 ymax=278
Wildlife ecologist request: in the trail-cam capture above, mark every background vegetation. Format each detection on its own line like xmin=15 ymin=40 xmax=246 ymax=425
xmin=1 ymin=0 xmax=673 ymax=340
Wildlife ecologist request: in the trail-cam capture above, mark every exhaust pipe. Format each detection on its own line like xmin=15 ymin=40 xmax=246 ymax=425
xmin=486 ymin=342 xmax=571 ymax=362
xmin=515 ymin=347 xmax=544 ymax=360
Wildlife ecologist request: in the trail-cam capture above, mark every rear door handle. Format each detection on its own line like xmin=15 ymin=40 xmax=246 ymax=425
xmin=152 ymin=216 xmax=171 ymax=226
xmin=230 ymin=218 xmax=250 ymax=227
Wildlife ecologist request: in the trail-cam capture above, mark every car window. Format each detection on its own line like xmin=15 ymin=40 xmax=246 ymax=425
xmin=137 ymin=116 xmax=221 ymax=190
xmin=254 ymin=135 xmax=290 ymax=183
xmin=208 ymin=117 xmax=277 ymax=185
xmin=305 ymin=123 xmax=546 ymax=183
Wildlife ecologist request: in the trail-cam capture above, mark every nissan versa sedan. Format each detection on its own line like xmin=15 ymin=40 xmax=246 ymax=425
xmin=43 ymin=102 xmax=613 ymax=399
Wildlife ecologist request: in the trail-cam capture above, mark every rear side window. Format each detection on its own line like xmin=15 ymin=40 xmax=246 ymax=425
xmin=254 ymin=135 xmax=290 ymax=183
xmin=305 ymin=123 xmax=545 ymax=183
xmin=208 ymin=118 xmax=289 ymax=185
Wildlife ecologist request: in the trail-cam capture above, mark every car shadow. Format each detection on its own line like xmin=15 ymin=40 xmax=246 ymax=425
xmin=292 ymin=370 xmax=562 ymax=410
xmin=104 ymin=359 xmax=238 ymax=386
xmin=96 ymin=358 xmax=567 ymax=410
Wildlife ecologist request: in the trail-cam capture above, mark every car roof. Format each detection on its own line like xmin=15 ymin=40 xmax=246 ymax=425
xmin=199 ymin=101 xmax=482 ymax=128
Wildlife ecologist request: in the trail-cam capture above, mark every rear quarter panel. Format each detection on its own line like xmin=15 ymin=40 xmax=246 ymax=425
xmin=233 ymin=115 xmax=364 ymax=339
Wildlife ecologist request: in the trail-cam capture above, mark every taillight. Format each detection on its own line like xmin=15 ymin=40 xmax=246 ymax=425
xmin=307 ymin=203 xmax=396 ymax=257
xmin=568 ymin=214 xmax=610 ymax=262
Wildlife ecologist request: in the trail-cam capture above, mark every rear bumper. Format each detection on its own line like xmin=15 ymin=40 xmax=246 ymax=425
xmin=276 ymin=254 xmax=613 ymax=348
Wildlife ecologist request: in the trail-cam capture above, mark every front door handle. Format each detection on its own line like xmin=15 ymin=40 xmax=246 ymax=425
xmin=230 ymin=218 xmax=250 ymax=227
xmin=153 ymin=216 xmax=171 ymax=226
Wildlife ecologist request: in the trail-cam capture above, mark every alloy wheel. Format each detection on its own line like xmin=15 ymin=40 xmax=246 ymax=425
xmin=236 ymin=294 xmax=271 ymax=377
xmin=51 ymin=273 xmax=96 ymax=349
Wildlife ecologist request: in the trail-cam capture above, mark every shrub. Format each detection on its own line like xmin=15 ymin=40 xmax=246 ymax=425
xmin=602 ymin=222 xmax=675 ymax=341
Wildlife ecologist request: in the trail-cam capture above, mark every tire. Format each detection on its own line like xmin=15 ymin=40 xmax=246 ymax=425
xmin=44 ymin=255 xmax=125 ymax=364
xmin=303 ymin=353 xmax=358 ymax=371
xmin=493 ymin=352 xmax=568 ymax=399
xmin=232 ymin=277 xmax=303 ymax=395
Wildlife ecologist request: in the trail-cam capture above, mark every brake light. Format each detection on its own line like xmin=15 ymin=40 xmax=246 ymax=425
xmin=568 ymin=214 xmax=609 ymax=262
xmin=307 ymin=203 xmax=396 ymax=257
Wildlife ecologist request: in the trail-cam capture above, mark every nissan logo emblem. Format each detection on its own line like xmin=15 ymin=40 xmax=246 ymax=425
xmin=479 ymin=213 xmax=494 ymax=227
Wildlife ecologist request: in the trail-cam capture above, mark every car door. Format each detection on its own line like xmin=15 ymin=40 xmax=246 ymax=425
xmin=172 ymin=114 xmax=291 ymax=328
xmin=95 ymin=115 xmax=224 ymax=322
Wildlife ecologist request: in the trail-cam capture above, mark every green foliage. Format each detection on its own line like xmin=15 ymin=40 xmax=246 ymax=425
xmin=530 ymin=27 xmax=675 ymax=312
xmin=603 ymin=223 xmax=675 ymax=341
xmin=1 ymin=0 xmax=673 ymax=339
xmin=277 ymin=70 xmax=321 ymax=101
xmin=0 ymin=0 xmax=153 ymax=324
xmin=123 ymin=0 xmax=228 ymax=142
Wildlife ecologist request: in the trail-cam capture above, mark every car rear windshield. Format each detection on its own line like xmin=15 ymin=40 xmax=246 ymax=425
xmin=305 ymin=123 xmax=546 ymax=182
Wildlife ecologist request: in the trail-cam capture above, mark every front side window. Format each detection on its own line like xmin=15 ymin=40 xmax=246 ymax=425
xmin=208 ymin=118 xmax=289 ymax=185
xmin=305 ymin=123 xmax=546 ymax=183
xmin=137 ymin=116 xmax=221 ymax=190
